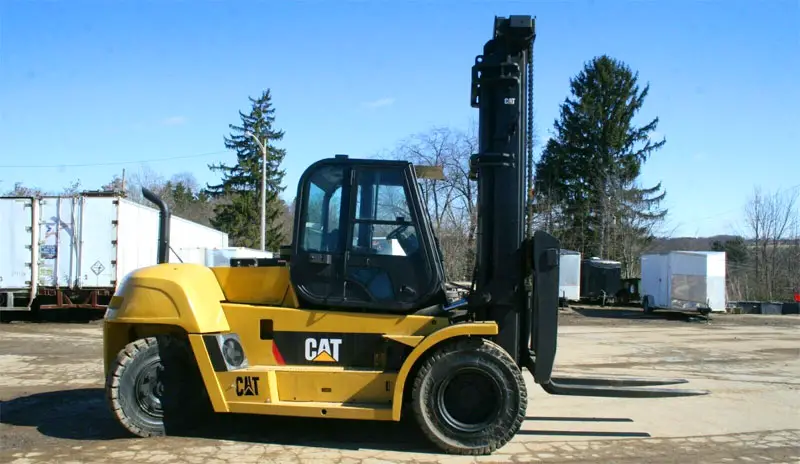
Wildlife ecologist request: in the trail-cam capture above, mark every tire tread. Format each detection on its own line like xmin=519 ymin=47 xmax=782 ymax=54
xmin=106 ymin=335 xmax=207 ymax=438
xmin=411 ymin=336 xmax=527 ymax=455
xmin=106 ymin=336 xmax=162 ymax=437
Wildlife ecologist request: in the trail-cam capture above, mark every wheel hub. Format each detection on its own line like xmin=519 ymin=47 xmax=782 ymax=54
xmin=135 ymin=360 xmax=164 ymax=418
xmin=437 ymin=367 xmax=503 ymax=432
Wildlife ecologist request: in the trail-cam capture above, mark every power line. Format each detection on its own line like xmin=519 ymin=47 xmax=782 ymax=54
xmin=0 ymin=150 xmax=230 ymax=169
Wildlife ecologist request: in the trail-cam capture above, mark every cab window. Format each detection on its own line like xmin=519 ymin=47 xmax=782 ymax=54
xmin=300 ymin=165 xmax=344 ymax=253
xmin=351 ymin=168 xmax=419 ymax=257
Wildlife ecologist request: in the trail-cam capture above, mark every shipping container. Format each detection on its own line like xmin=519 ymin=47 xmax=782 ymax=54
xmin=580 ymin=258 xmax=622 ymax=302
xmin=0 ymin=192 xmax=229 ymax=312
xmin=640 ymin=251 xmax=726 ymax=313
xmin=558 ymin=249 xmax=581 ymax=303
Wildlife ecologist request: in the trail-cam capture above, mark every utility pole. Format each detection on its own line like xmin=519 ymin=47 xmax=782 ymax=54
xmin=245 ymin=131 xmax=267 ymax=251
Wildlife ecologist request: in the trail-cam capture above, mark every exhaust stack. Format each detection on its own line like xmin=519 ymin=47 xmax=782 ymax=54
xmin=141 ymin=187 xmax=171 ymax=264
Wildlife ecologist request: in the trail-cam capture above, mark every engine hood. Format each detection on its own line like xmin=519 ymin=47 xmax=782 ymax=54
xmin=211 ymin=264 xmax=299 ymax=308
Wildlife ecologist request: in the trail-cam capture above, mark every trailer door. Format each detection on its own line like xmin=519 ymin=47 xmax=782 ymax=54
xmin=38 ymin=196 xmax=81 ymax=288
xmin=705 ymin=252 xmax=727 ymax=311
xmin=0 ymin=198 xmax=35 ymax=290
xmin=78 ymin=196 xmax=118 ymax=288
xmin=660 ymin=255 xmax=670 ymax=307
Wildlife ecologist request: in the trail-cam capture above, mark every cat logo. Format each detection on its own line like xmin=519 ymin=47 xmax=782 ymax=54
xmin=304 ymin=337 xmax=342 ymax=363
xmin=235 ymin=376 xmax=260 ymax=396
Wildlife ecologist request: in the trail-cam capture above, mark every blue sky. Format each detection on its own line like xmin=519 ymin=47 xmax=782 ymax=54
xmin=1 ymin=0 xmax=797 ymax=238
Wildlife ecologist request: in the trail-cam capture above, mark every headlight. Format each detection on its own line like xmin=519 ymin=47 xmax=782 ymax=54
xmin=206 ymin=333 xmax=249 ymax=371
xmin=222 ymin=337 xmax=246 ymax=368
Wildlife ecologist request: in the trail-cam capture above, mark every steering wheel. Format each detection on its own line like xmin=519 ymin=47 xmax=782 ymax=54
xmin=385 ymin=224 xmax=409 ymax=241
xmin=385 ymin=224 xmax=420 ymax=256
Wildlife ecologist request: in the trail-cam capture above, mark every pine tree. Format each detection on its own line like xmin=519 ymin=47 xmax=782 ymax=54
xmin=205 ymin=90 xmax=287 ymax=250
xmin=534 ymin=55 xmax=667 ymax=265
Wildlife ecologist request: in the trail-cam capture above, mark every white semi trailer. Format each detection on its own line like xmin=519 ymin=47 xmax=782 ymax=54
xmin=0 ymin=191 xmax=231 ymax=313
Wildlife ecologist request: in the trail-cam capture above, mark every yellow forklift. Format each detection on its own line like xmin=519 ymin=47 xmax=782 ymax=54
xmin=103 ymin=15 xmax=707 ymax=455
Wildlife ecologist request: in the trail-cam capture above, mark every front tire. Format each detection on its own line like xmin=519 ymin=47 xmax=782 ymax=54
xmin=411 ymin=337 xmax=527 ymax=455
xmin=106 ymin=335 xmax=210 ymax=437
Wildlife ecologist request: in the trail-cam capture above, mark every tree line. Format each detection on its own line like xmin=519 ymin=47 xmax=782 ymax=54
xmin=3 ymin=90 xmax=294 ymax=252
xmin=5 ymin=55 xmax=797 ymax=302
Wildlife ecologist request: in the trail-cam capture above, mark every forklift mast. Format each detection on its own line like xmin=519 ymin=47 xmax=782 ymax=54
xmin=469 ymin=16 xmax=708 ymax=398
xmin=469 ymin=16 xmax=536 ymax=363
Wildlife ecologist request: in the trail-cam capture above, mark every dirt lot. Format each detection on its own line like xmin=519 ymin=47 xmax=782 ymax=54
xmin=1 ymin=307 xmax=799 ymax=463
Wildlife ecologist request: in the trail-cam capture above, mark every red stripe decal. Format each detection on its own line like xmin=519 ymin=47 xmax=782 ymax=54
xmin=272 ymin=341 xmax=285 ymax=365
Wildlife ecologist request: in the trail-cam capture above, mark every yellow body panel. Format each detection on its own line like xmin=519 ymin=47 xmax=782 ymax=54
xmin=106 ymin=263 xmax=229 ymax=332
xmin=226 ymin=400 xmax=392 ymax=420
xmin=188 ymin=334 xmax=230 ymax=412
xmin=383 ymin=334 xmax=424 ymax=347
xmin=211 ymin=266 xmax=299 ymax=307
xmin=103 ymin=263 xmax=229 ymax=375
xmin=275 ymin=369 xmax=394 ymax=403
xmin=221 ymin=303 xmax=446 ymax=364
xmin=103 ymin=263 xmax=500 ymax=422
xmin=215 ymin=366 xmax=394 ymax=404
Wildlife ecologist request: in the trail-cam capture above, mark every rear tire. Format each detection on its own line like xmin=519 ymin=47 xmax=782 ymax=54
xmin=106 ymin=335 xmax=210 ymax=437
xmin=642 ymin=295 xmax=654 ymax=314
xmin=411 ymin=337 xmax=527 ymax=455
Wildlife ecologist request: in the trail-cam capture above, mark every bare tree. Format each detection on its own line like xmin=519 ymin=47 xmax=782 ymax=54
xmin=2 ymin=179 xmax=86 ymax=197
xmin=101 ymin=174 xmax=126 ymax=193
xmin=117 ymin=166 xmax=219 ymax=227
xmin=743 ymin=185 xmax=800 ymax=300
xmin=125 ymin=165 xmax=166 ymax=204
xmin=389 ymin=127 xmax=457 ymax=228
xmin=384 ymin=126 xmax=478 ymax=281
xmin=61 ymin=179 xmax=83 ymax=196
xmin=3 ymin=182 xmax=44 ymax=197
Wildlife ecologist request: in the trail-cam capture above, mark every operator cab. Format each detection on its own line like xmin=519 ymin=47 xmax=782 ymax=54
xmin=289 ymin=155 xmax=448 ymax=313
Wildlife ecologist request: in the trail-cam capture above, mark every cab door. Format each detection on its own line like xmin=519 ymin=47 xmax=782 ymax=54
xmin=290 ymin=163 xmax=349 ymax=304
xmin=342 ymin=165 xmax=443 ymax=313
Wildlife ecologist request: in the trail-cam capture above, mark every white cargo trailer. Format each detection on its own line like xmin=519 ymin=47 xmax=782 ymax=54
xmin=558 ymin=249 xmax=581 ymax=303
xmin=0 ymin=192 xmax=228 ymax=312
xmin=640 ymin=251 xmax=726 ymax=313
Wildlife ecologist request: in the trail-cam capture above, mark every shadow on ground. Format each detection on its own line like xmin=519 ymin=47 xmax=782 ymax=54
xmin=0 ymin=388 xmax=431 ymax=452
xmin=1 ymin=388 xmax=651 ymax=452
xmin=569 ymin=306 xmax=709 ymax=323
xmin=0 ymin=388 xmax=124 ymax=441
xmin=521 ymin=416 xmax=651 ymax=438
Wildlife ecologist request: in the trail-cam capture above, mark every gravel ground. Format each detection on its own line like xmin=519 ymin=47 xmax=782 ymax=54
xmin=1 ymin=307 xmax=798 ymax=463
